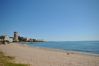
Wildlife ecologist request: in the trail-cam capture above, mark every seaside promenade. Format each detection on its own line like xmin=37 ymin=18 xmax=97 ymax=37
xmin=0 ymin=43 xmax=99 ymax=66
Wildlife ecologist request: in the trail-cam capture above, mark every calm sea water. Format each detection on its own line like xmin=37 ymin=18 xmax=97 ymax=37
xmin=25 ymin=41 xmax=99 ymax=54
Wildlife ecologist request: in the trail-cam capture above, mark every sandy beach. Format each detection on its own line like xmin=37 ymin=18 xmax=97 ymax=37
xmin=0 ymin=43 xmax=99 ymax=66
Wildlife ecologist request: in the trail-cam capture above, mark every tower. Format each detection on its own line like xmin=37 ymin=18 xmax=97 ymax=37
xmin=13 ymin=32 xmax=19 ymax=42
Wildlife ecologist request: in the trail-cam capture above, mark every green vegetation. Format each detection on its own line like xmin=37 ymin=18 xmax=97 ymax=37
xmin=0 ymin=52 xmax=28 ymax=66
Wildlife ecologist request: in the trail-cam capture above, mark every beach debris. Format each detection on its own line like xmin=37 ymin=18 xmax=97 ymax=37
xmin=67 ymin=53 xmax=70 ymax=55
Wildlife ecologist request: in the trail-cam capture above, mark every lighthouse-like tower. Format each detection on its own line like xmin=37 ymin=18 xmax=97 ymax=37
xmin=13 ymin=32 xmax=19 ymax=42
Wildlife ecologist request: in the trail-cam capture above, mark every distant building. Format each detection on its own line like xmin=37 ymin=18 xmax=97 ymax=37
xmin=0 ymin=35 xmax=12 ymax=44
xmin=13 ymin=32 xmax=19 ymax=42
xmin=25 ymin=38 xmax=31 ymax=42
xmin=4 ymin=35 xmax=9 ymax=41
xmin=9 ymin=37 xmax=13 ymax=42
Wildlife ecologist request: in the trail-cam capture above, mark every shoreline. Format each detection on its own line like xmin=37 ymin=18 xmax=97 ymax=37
xmin=20 ymin=42 xmax=99 ymax=57
xmin=0 ymin=43 xmax=99 ymax=66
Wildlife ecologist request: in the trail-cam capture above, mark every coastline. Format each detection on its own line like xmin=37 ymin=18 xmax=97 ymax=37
xmin=0 ymin=43 xmax=99 ymax=66
xmin=21 ymin=42 xmax=99 ymax=56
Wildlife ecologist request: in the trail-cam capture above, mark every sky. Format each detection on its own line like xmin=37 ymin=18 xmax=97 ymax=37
xmin=0 ymin=0 xmax=99 ymax=41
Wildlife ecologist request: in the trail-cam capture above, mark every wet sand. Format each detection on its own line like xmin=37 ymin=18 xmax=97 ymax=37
xmin=0 ymin=43 xmax=99 ymax=66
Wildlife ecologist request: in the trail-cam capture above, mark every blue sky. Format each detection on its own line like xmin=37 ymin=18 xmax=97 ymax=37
xmin=0 ymin=0 xmax=99 ymax=41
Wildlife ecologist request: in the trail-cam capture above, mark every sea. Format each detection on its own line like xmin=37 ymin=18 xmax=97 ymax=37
xmin=23 ymin=41 xmax=99 ymax=54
